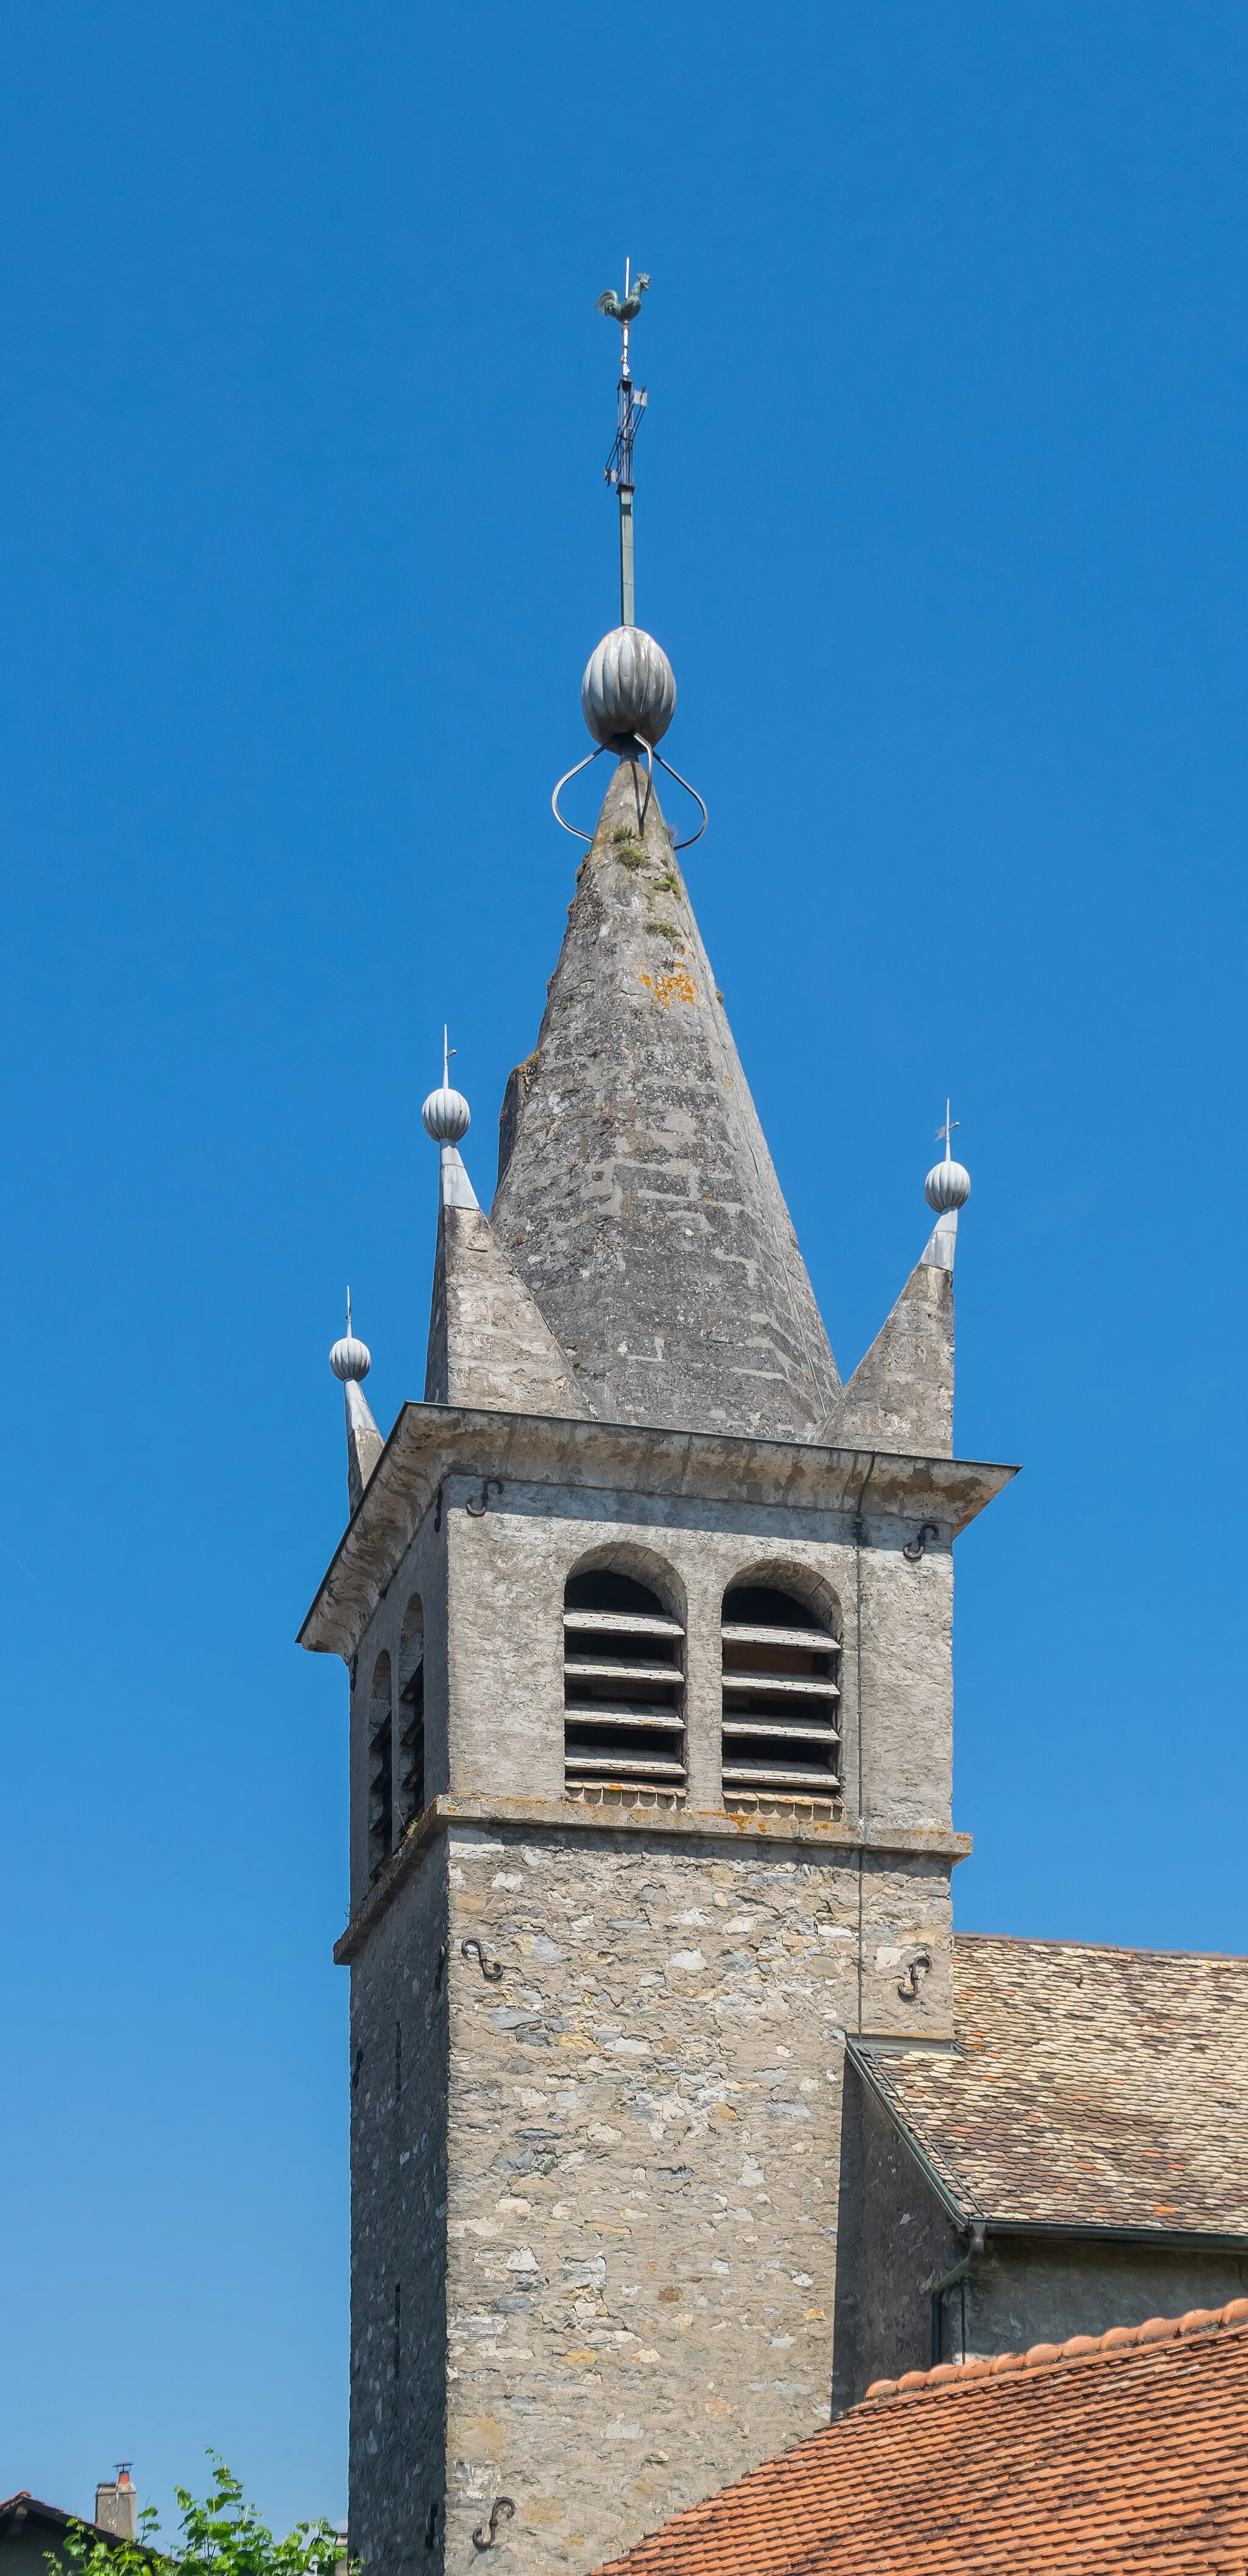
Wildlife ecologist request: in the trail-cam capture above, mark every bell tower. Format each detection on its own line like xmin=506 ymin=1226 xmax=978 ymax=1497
xmin=299 ymin=280 xmax=1012 ymax=2576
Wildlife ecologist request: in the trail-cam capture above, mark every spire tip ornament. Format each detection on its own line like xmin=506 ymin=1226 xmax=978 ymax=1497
xmin=581 ymin=626 xmax=676 ymax=750
xmin=423 ymin=1026 xmax=472 ymax=1144
xmin=330 ymin=1287 xmax=372 ymax=1382
xmin=924 ymin=1101 xmax=971 ymax=1213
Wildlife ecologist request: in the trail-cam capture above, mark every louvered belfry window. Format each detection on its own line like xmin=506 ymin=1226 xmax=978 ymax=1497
xmin=367 ymin=1650 xmax=394 ymax=1881
xmin=563 ymin=1569 xmax=686 ymax=1800
xmin=397 ymin=1595 xmax=425 ymax=1828
xmin=720 ymin=1584 xmax=841 ymax=1805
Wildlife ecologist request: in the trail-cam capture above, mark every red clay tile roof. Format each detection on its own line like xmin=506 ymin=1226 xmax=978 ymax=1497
xmin=856 ymin=1931 xmax=1248 ymax=2235
xmin=594 ymin=2302 xmax=1248 ymax=2576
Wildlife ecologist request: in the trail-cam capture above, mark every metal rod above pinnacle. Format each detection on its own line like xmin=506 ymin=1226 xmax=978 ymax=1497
xmin=596 ymin=260 xmax=651 ymax=629
xmin=937 ymin=1100 xmax=960 ymax=1165
xmin=620 ymin=467 xmax=634 ymax=630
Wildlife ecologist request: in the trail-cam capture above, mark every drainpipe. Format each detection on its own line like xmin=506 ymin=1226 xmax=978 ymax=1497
xmin=929 ymin=2222 xmax=987 ymax=2366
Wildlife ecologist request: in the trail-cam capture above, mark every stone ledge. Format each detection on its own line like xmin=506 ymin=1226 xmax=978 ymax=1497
xmin=299 ymin=1403 xmax=1018 ymax=1659
xmin=333 ymin=1791 xmax=972 ymax=1964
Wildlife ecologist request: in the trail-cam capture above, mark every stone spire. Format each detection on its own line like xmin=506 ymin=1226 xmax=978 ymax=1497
xmin=491 ymin=755 xmax=840 ymax=1437
xmin=329 ymin=1294 xmax=385 ymax=1514
xmin=422 ymin=1074 xmax=591 ymax=1418
xmin=833 ymin=1119 xmax=971 ymax=1457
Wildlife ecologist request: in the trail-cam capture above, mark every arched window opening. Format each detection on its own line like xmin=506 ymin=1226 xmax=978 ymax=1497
xmin=720 ymin=1582 xmax=840 ymax=1811
xmin=563 ymin=1567 xmax=686 ymax=1803
xmin=397 ymin=1596 xmax=425 ymax=1826
xmin=368 ymin=1652 xmax=394 ymax=1882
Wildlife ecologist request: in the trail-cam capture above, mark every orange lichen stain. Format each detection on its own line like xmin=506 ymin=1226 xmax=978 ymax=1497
xmin=638 ymin=965 xmax=697 ymax=1010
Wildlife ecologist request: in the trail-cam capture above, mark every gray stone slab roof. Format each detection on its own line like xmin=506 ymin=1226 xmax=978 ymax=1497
xmin=856 ymin=1932 xmax=1248 ymax=2238
xmin=491 ymin=755 xmax=840 ymax=1439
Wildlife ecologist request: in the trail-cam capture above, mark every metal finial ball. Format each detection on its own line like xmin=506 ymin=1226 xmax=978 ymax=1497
xmin=422 ymin=1085 xmax=471 ymax=1144
xmin=582 ymin=627 xmax=676 ymax=748
xmin=330 ymin=1332 xmax=372 ymax=1382
xmin=925 ymin=1158 xmax=971 ymax=1213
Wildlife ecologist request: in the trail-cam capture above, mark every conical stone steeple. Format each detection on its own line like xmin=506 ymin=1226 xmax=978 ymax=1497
xmin=491 ymin=755 xmax=840 ymax=1437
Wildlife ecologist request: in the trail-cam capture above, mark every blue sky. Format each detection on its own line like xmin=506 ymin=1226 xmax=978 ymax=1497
xmin=2 ymin=0 xmax=1246 ymax=2540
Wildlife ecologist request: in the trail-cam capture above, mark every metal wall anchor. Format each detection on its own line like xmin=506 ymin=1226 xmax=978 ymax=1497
xmin=898 ymin=1948 xmax=932 ymax=2001
xmin=461 ymin=1937 xmax=504 ymax=1983
xmin=902 ymin=1522 xmax=940 ymax=1562
xmin=466 ymin=1478 xmax=503 ymax=1518
xmin=473 ymin=2499 xmax=515 ymax=2550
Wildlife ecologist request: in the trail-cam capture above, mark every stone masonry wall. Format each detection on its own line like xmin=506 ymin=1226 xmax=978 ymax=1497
xmin=350 ymin=1838 xmax=450 ymax=2575
xmin=438 ymin=1819 xmax=952 ymax=2576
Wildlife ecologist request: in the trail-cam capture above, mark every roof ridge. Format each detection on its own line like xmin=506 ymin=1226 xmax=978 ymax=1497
xmin=863 ymin=2296 xmax=1248 ymax=2405
xmin=954 ymin=1929 xmax=1248 ymax=1966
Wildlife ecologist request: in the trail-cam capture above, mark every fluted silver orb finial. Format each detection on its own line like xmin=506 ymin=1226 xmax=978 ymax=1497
xmin=422 ymin=1023 xmax=471 ymax=1144
xmin=925 ymin=1099 xmax=971 ymax=1212
xmin=925 ymin=1157 xmax=971 ymax=1212
xmin=582 ymin=626 xmax=676 ymax=748
xmin=330 ymin=1286 xmax=372 ymax=1382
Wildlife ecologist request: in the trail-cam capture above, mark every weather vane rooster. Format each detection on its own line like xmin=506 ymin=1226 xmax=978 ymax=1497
xmin=595 ymin=268 xmax=651 ymax=321
xmin=595 ymin=261 xmax=651 ymax=380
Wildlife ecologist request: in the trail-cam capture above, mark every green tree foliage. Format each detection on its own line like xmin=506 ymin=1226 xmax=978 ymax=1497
xmin=51 ymin=2459 xmax=342 ymax=2576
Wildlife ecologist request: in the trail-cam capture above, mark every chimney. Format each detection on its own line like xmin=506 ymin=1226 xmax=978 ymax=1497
xmin=95 ymin=2468 xmax=137 ymax=2541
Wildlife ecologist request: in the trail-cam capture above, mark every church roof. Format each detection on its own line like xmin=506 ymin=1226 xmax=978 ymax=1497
xmin=855 ymin=1931 xmax=1248 ymax=2238
xmin=490 ymin=755 xmax=840 ymax=1439
xmin=590 ymin=2301 xmax=1248 ymax=2576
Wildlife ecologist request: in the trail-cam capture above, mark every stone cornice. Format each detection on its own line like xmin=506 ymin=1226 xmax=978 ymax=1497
xmin=299 ymin=1401 xmax=1018 ymax=1660
xmin=332 ymin=1791 xmax=973 ymax=1965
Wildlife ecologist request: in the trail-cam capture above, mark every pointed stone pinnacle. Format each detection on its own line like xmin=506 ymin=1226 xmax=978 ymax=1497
xmin=834 ymin=1257 xmax=954 ymax=1458
xmin=425 ymin=1200 xmax=592 ymax=1418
